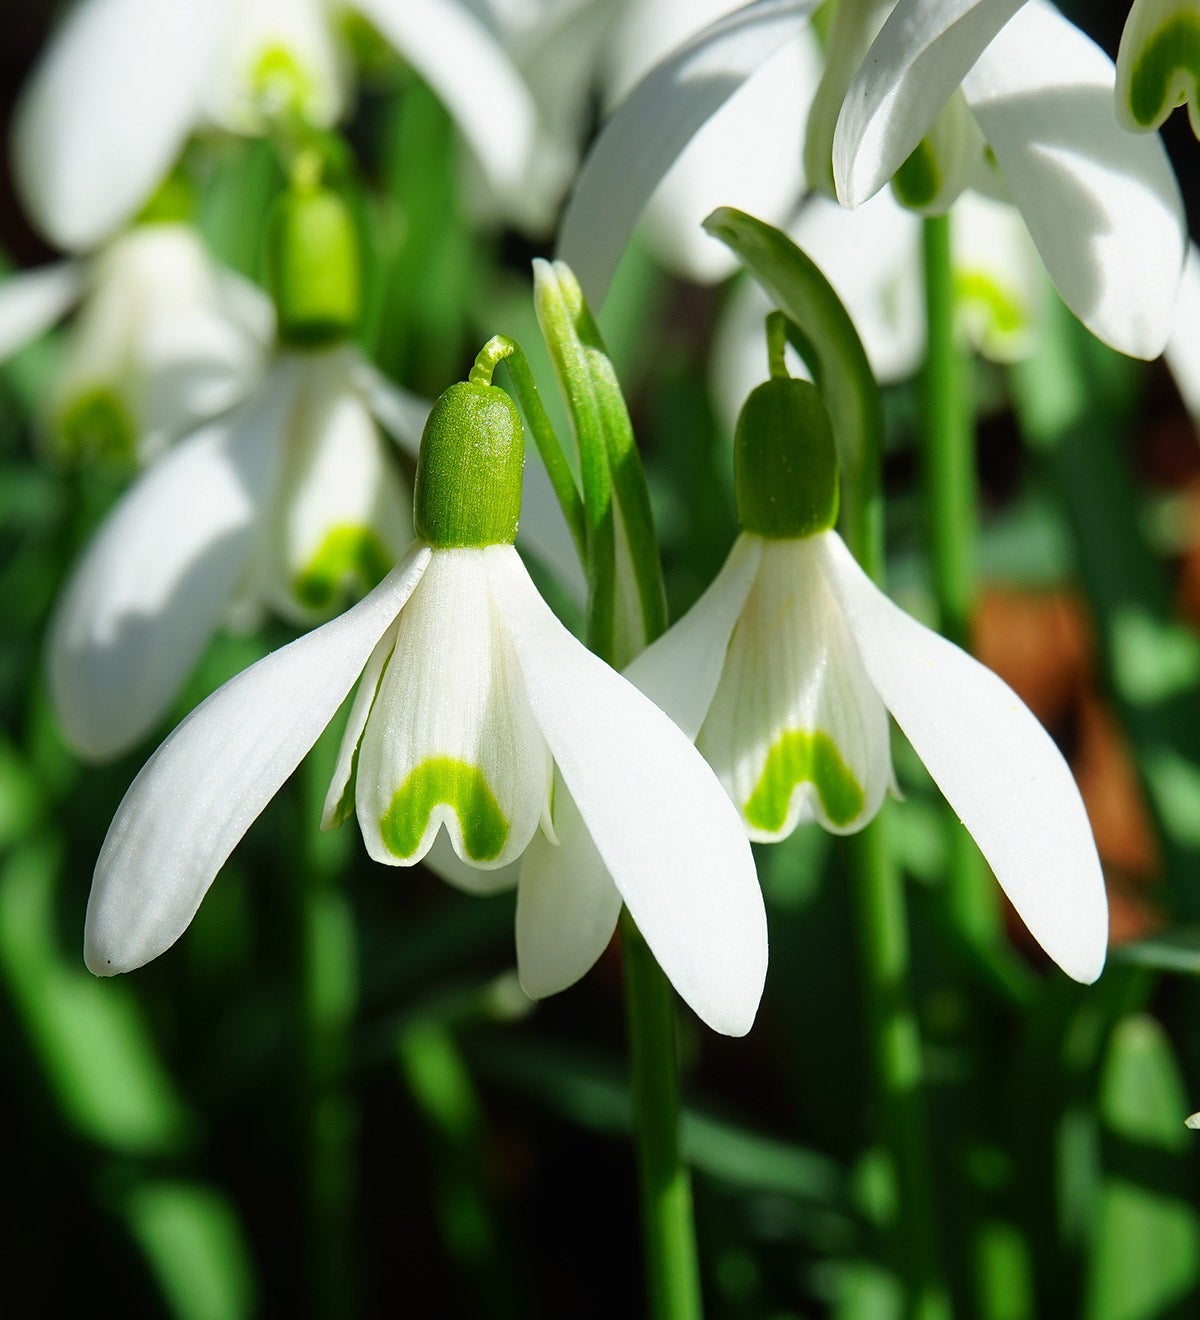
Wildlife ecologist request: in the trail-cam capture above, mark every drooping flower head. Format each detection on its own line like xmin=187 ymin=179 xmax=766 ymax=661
xmin=85 ymin=358 xmax=769 ymax=1036
xmin=629 ymin=366 xmax=1108 ymax=984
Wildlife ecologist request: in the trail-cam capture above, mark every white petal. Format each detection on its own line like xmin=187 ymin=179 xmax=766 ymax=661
xmin=46 ymin=372 xmax=292 ymax=761
xmin=13 ymin=0 xmax=216 ymax=250
xmin=350 ymin=355 xmax=430 ymax=460
xmin=516 ymin=440 xmax=587 ymax=603
xmin=488 ymin=545 xmax=767 ymax=1037
xmin=352 ymin=0 xmax=539 ymax=203
xmin=820 ymin=531 xmax=1108 ymax=983
xmin=834 ymin=0 xmax=1027 ymax=208
xmin=0 ymin=261 xmax=84 ymax=362
xmin=258 ymin=348 xmax=411 ymax=623
xmin=1165 ymin=243 xmax=1200 ymax=429
xmin=625 ymin=532 xmax=761 ymax=739
xmin=557 ymin=0 xmax=820 ymax=306
xmin=355 ymin=549 xmax=553 ymax=871
xmin=961 ymin=0 xmax=1185 ymax=359
xmin=516 ymin=779 xmax=623 ymax=999
xmin=85 ymin=543 xmax=432 ymax=975
xmin=696 ymin=537 xmax=893 ymax=839
xmin=635 ymin=29 xmax=822 ymax=284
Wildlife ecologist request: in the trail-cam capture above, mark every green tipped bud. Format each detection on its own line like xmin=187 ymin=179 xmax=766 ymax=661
xmin=735 ymin=378 xmax=839 ymax=539
xmin=267 ymin=186 xmax=361 ymax=346
xmin=415 ymin=381 xmax=525 ymax=548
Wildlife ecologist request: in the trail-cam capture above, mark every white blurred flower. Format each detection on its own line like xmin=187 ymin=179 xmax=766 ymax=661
xmin=14 ymin=0 xmax=544 ymax=250
xmin=46 ymin=344 xmax=421 ymax=761
xmin=0 ymin=223 xmax=270 ymax=463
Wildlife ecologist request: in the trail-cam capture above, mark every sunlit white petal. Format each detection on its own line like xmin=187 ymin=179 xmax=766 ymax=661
xmin=516 ymin=779 xmax=623 ymax=999
xmin=85 ymin=543 xmax=432 ymax=974
xmin=626 ymin=533 xmax=761 ymax=738
xmin=820 ymin=531 xmax=1108 ymax=983
xmin=0 ymin=261 xmax=84 ymax=363
xmin=834 ymin=0 xmax=1027 ymax=208
xmin=1165 ymin=243 xmax=1200 ymax=429
xmin=352 ymin=0 xmax=540 ymax=206
xmin=489 ymin=546 xmax=767 ymax=1036
xmin=13 ymin=0 xmax=217 ymax=249
xmin=47 ymin=372 xmax=293 ymax=761
xmin=558 ymin=0 xmax=820 ymax=306
xmin=356 ymin=549 xmax=553 ymax=871
xmin=961 ymin=0 xmax=1185 ymax=358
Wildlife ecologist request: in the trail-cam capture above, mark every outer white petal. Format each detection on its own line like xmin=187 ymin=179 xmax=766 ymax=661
xmin=820 ymin=531 xmax=1108 ymax=983
xmin=625 ymin=533 xmax=762 ymax=738
xmin=961 ymin=0 xmax=1185 ymax=359
xmin=834 ymin=0 xmax=1027 ymax=208
xmin=516 ymin=779 xmax=623 ymax=999
xmin=635 ymin=29 xmax=822 ymax=284
xmin=46 ymin=372 xmax=293 ymax=762
xmin=85 ymin=543 xmax=433 ymax=975
xmin=13 ymin=0 xmax=217 ymax=250
xmin=488 ymin=546 xmax=767 ymax=1037
xmin=557 ymin=0 xmax=820 ymax=306
xmin=356 ymin=550 xmax=553 ymax=871
xmin=697 ymin=537 xmax=893 ymax=840
xmin=350 ymin=355 xmax=429 ymax=460
xmin=1165 ymin=244 xmax=1200 ymax=429
xmin=351 ymin=0 xmax=539 ymax=203
xmin=0 ymin=261 xmax=85 ymax=363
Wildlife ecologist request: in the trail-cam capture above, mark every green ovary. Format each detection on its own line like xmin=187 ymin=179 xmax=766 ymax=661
xmin=1128 ymin=17 xmax=1200 ymax=127
xmin=743 ymin=729 xmax=865 ymax=831
xmin=56 ymin=387 xmax=136 ymax=466
xmin=380 ymin=756 xmax=510 ymax=862
xmin=293 ymin=525 xmax=392 ymax=612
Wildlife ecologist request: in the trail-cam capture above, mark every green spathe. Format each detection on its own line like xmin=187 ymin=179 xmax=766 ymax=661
xmin=379 ymin=756 xmax=510 ymax=862
xmin=743 ymin=728 xmax=865 ymax=831
xmin=267 ymin=186 xmax=361 ymax=346
xmin=414 ymin=381 xmax=524 ymax=548
xmin=735 ymin=378 xmax=839 ymax=539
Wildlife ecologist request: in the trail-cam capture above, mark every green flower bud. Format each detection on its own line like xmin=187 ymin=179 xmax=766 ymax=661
xmin=267 ymin=186 xmax=361 ymax=346
xmin=414 ymin=381 xmax=525 ymax=548
xmin=735 ymin=377 xmax=839 ymax=540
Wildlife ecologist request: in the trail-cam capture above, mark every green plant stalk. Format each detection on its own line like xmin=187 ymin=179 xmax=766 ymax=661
xmin=920 ymin=214 xmax=998 ymax=950
xmin=620 ymin=912 xmax=704 ymax=1320
xmin=704 ymin=206 xmax=947 ymax=1319
xmin=300 ymin=755 xmax=359 ymax=1320
xmin=533 ymin=263 xmax=699 ymax=1318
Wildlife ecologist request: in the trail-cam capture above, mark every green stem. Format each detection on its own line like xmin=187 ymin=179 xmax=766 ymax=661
xmin=300 ymin=756 xmax=359 ymax=1320
xmin=920 ymin=214 xmax=999 ymax=950
xmin=620 ymin=912 xmax=704 ymax=1320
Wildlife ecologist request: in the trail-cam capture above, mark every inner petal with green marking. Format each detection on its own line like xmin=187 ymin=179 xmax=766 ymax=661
xmin=743 ymin=728 xmax=865 ymax=832
xmin=292 ymin=523 xmax=393 ymax=613
xmin=55 ymin=387 xmax=136 ymax=467
xmin=251 ymin=44 xmax=316 ymax=119
xmin=1125 ymin=15 xmax=1200 ymax=132
xmin=379 ymin=755 xmax=511 ymax=863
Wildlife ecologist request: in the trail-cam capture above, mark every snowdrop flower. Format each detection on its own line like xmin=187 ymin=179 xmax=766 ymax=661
xmin=1116 ymin=0 xmax=1200 ymax=137
xmin=627 ymin=372 xmax=1108 ymax=983
xmin=0 ymin=222 xmax=269 ymax=464
xmin=14 ymin=0 xmax=544 ymax=250
xmin=559 ymin=0 xmax=1184 ymax=360
xmin=832 ymin=0 xmax=1185 ymax=358
xmin=84 ymin=373 xmax=768 ymax=1037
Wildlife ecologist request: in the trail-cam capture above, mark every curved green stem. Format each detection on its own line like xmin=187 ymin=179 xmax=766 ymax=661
xmin=920 ymin=214 xmax=998 ymax=950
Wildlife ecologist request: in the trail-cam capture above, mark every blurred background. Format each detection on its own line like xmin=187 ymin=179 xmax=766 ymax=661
xmin=2 ymin=1 xmax=1200 ymax=1317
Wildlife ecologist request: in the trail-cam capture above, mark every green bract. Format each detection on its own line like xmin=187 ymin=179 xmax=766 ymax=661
xmin=414 ymin=381 xmax=524 ymax=549
xmin=1117 ymin=0 xmax=1200 ymax=136
xmin=735 ymin=378 xmax=839 ymax=540
xmin=267 ymin=185 xmax=361 ymax=346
